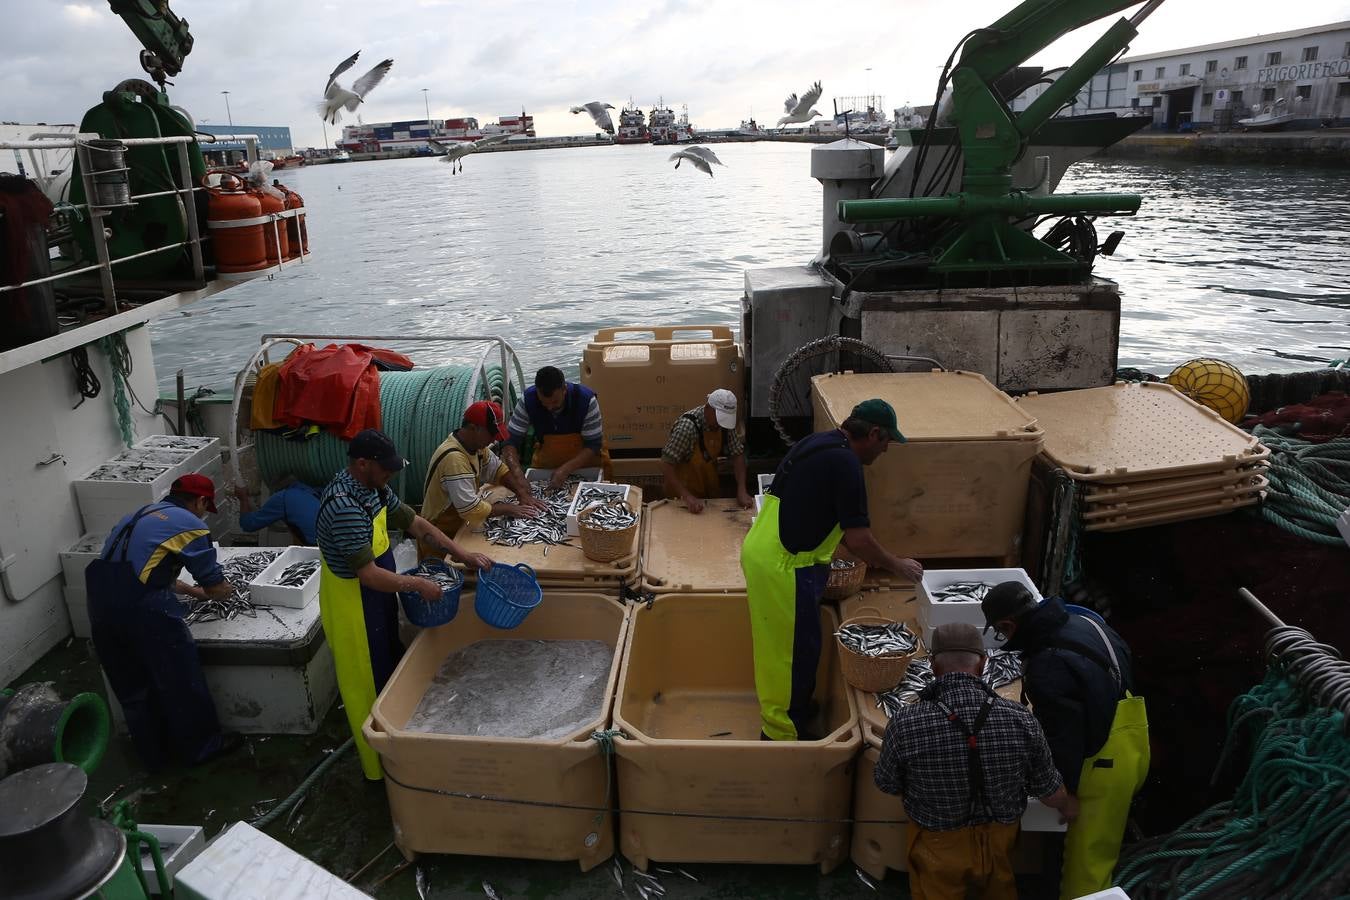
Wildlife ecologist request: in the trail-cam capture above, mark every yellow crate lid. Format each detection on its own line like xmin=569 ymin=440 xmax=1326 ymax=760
xmin=1081 ymin=473 xmax=1268 ymax=521
xmin=810 ymin=371 xmax=1042 ymax=441
xmin=640 ymin=499 xmax=753 ymax=594
xmin=1016 ymin=382 xmax=1268 ymax=482
xmin=1083 ymin=463 xmax=1268 ymax=501
xmin=1082 ymin=492 xmax=1263 ymax=532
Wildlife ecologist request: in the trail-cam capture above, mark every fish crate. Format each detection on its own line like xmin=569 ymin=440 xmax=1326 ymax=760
xmin=607 ymin=456 xmax=666 ymax=497
xmin=566 ymin=482 xmax=634 ymax=537
xmin=581 ymin=325 xmax=744 ymax=451
xmin=364 ymin=592 xmax=630 ymax=870
xmin=613 ymin=594 xmax=859 ymax=872
xmin=811 ymin=372 xmax=1042 ymax=563
xmin=137 ymin=434 xmax=220 ymax=474
xmin=850 ymin=723 xmax=1046 ymax=882
xmin=248 ymin=546 xmax=321 ymax=609
xmin=64 ymin=583 xmax=90 ymax=639
xmin=59 ymin=531 xmax=109 ymax=589
xmin=757 ymin=473 xmax=774 ymax=494
xmin=73 ymin=462 xmax=178 ymax=534
xmin=173 ymin=823 xmax=365 ymax=900
xmin=640 ymin=499 xmax=753 ymax=594
xmin=916 ymin=567 xmax=1042 ymax=649
xmin=136 ymin=824 xmax=206 ymax=894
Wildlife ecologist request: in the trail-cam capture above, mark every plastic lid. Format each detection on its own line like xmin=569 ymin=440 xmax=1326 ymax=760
xmin=811 ymin=372 xmax=1041 ymax=441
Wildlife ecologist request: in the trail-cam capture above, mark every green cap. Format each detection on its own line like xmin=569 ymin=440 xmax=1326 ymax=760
xmin=850 ymin=399 xmax=907 ymax=443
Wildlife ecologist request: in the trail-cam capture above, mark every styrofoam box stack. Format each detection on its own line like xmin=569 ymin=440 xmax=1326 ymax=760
xmin=757 ymin=473 xmax=774 ymax=493
xmin=917 ymin=567 xmax=1043 ymax=649
xmin=247 ymin=546 xmax=320 ymax=609
xmin=565 ymin=482 xmax=633 ymax=537
xmin=74 ymin=435 xmax=221 ymax=533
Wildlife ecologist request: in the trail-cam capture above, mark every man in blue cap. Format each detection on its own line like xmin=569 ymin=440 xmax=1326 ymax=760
xmin=741 ymin=399 xmax=924 ymax=741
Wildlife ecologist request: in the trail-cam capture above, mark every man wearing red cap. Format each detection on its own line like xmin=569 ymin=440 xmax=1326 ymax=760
xmin=86 ymin=473 xmax=243 ymax=770
xmin=418 ymin=401 xmax=546 ymax=558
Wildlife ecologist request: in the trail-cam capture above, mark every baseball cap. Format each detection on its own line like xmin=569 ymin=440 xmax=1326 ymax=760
xmin=347 ymin=428 xmax=406 ymax=472
xmin=707 ymin=389 xmax=738 ymax=430
xmin=464 ymin=400 xmax=509 ymax=441
xmin=982 ymin=581 xmax=1040 ymax=629
xmin=929 ymin=623 xmax=986 ymax=657
xmin=172 ymin=473 xmax=218 ymax=513
xmin=850 ymin=399 xmax=907 ymax=443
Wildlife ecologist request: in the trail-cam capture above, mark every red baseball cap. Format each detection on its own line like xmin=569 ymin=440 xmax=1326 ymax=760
xmin=464 ymin=401 xmax=509 ymax=441
xmin=172 ymin=473 xmax=218 ymax=513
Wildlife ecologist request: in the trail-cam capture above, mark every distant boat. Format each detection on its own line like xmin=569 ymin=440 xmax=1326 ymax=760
xmin=332 ymin=150 xmax=352 ymax=162
xmin=1238 ymin=97 xmax=1299 ymax=131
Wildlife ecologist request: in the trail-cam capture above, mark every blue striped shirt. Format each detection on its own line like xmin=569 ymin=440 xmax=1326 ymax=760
xmin=316 ymin=470 xmax=415 ymax=578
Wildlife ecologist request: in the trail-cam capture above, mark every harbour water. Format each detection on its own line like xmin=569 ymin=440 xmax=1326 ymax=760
xmin=150 ymin=143 xmax=1350 ymax=388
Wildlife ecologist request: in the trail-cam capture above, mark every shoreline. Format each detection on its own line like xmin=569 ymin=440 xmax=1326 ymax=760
xmin=1099 ymin=129 xmax=1350 ymax=167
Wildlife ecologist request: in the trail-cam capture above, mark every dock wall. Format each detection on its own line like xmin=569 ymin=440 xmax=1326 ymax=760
xmin=1099 ymin=130 xmax=1350 ymax=166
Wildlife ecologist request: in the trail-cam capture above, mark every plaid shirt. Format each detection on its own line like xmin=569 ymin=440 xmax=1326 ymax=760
xmin=874 ymin=672 xmax=1063 ymax=831
xmin=660 ymin=408 xmax=745 ymax=465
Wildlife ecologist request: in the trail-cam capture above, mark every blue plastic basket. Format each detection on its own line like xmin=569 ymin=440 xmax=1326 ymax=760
xmin=397 ymin=560 xmax=463 ymax=628
xmin=474 ymin=563 xmax=543 ymax=630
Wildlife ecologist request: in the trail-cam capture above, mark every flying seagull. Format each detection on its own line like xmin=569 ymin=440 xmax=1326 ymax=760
xmin=571 ymin=101 xmax=616 ymax=134
xmin=777 ymin=81 xmax=823 ymax=127
xmin=670 ymin=146 xmax=724 ymax=177
xmin=318 ymin=52 xmax=394 ymax=125
xmin=428 ymin=132 xmax=512 ymax=174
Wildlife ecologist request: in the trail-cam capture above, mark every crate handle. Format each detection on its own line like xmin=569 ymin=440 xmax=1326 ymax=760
xmin=593 ymin=324 xmax=733 ymax=343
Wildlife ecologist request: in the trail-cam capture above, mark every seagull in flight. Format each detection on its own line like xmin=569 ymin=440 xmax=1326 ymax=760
xmin=317 ymin=52 xmax=394 ymax=125
xmin=670 ymin=145 xmax=725 ymax=177
xmin=777 ymin=81 xmax=823 ymax=127
xmin=571 ymin=101 xmax=616 ymax=134
xmin=428 ymin=133 xmax=512 ymax=174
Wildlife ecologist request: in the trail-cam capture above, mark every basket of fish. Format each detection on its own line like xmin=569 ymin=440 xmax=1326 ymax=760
xmin=822 ymin=556 xmax=868 ymax=601
xmin=397 ymin=559 xmax=464 ymax=628
xmin=475 ymin=562 xmax=543 ymax=630
xmin=248 ymin=547 xmax=322 ymax=609
xmin=835 ymin=610 xmax=919 ymax=692
xmin=577 ymin=498 xmax=640 ymax=563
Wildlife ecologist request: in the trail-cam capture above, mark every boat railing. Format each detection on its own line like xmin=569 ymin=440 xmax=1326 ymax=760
xmin=0 ymin=132 xmax=305 ymax=318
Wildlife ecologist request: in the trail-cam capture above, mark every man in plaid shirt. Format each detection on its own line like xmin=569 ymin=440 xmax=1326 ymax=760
xmin=875 ymin=624 xmax=1078 ymax=899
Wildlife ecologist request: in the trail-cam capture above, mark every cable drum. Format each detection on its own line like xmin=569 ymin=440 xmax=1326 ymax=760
xmin=768 ymin=335 xmax=895 ymax=447
xmin=254 ymin=364 xmax=515 ymax=507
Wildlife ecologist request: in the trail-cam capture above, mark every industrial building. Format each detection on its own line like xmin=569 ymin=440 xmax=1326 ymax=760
xmin=195 ymin=124 xmax=294 ymax=159
xmin=339 ymin=112 xmax=536 ymax=153
xmin=1011 ymin=20 xmax=1350 ymax=130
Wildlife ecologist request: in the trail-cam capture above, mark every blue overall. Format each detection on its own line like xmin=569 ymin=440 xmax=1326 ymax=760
xmin=86 ymin=502 xmax=227 ymax=770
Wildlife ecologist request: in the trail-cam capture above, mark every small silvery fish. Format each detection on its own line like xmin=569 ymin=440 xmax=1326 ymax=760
xmin=482 ymin=881 xmax=502 ymax=900
xmin=875 ymin=650 xmax=1024 ymax=717
xmin=836 ymin=622 xmax=918 ymax=657
xmin=272 ymin=559 xmax=319 ymax=587
xmin=931 ymin=581 xmax=994 ymax=603
xmin=830 ymin=558 xmax=859 ymax=570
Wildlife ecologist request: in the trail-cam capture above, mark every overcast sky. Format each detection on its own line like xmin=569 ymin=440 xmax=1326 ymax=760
xmin=5 ymin=1 xmax=1348 ymax=148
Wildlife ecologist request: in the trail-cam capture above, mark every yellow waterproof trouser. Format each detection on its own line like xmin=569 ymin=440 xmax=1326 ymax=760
xmin=906 ymin=821 xmax=1020 ymax=900
xmin=666 ymin=425 xmax=722 ymax=500
xmin=319 ymin=507 xmax=395 ymax=780
xmin=1061 ymin=694 xmax=1150 ymax=899
xmin=740 ymin=493 xmax=841 ymax=740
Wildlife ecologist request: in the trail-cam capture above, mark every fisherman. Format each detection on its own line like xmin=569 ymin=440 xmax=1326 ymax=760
xmin=981 ymin=583 xmax=1149 ymax=899
xmin=86 ymin=474 xmax=244 ymax=770
xmin=418 ymin=400 xmax=547 ymax=558
xmin=659 ymin=388 xmax=753 ymax=513
xmin=316 ymin=428 xmax=495 ymax=780
xmin=502 ymin=366 xmax=611 ymax=490
xmin=875 ymin=623 xmax=1080 ymax=900
xmin=233 ymin=475 xmax=320 ymax=545
xmin=741 ymin=399 xmax=924 ymax=741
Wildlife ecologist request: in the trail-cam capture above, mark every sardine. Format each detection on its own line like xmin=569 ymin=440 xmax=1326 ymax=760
xmin=835 ymin=622 xmax=918 ymax=657
xmin=875 ymin=650 xmax=1023 ymax=717
xmin=184 ymin=550 xmax=282 ymax=624
xmin=482 ymin=881 xmax=502 ymax=900
xmin=855 ymin=867 xmax=880 ymax=891
xmin=484 ymin=483 xmax=574 ymax=547
xmin=272 ymin=559 xmax=320 ymax=587
xmin=830 ymin=558 xmax=859 ymax=570
xmin=930 ymin=581 xmax=994 ymax=603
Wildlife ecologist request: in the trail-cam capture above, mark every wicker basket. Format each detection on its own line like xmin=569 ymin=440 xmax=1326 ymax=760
xmin=836 ymin=608 xmax=916 ymax=692
xmin=822 ymin=558 xmax=867 ymax=601
xmin=578 ymin=499 xmax=639 ymax=563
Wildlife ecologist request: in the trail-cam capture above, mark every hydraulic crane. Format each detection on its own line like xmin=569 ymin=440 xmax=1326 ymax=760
xmin=105 ymin=0 xmax=194 ymax=90
xmin=838 ymin=0 xmax=1166 ymax=284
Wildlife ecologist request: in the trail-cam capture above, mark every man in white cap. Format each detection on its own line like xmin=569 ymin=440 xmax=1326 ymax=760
xmin=659 ymin=389 xmax=753 ymax=513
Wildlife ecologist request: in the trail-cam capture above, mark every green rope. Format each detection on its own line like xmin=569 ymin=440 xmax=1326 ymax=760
xmin=251 ymin=737 xmax=354 ymax=830
xmin=1115 ymin=671 xmax=1350 ymax=899
xmin=95 ymin=334 xmax=135 ymax=447
xmin=1251 ymin=427 xmax=1349 ymax=548
xmin=589 ymin=728 xmax=623 ymax=829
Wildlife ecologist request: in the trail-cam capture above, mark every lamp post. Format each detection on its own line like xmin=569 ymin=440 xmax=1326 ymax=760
xmin=221 ymin=91 xmax=233 ymax=127
xmin=422 ymin=88 xmax=430 ymax=124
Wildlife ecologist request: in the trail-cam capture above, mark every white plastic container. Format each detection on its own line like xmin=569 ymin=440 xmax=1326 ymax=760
xmin=173 ymin=823 xmax=365 ymax=900
xmin=137 ymin=823 xmax=206 ymax=894
xmin=757 ymin=473 xmax=774 ymax=493
xmin=248 ymin=546 xmax=321 ymax=609
xmin=64 ymin=584 xmax=90 ymax=639
xmin=60 ymin=532 xmax=108 ymax=588
xmin=565 ymin=482 xmax=633 ymax=536
xmin=73 ymin=464 xmax=177 ymax=533
xmin=137 ymin=435 xmax=220 ymax=477
xmin=1020 ymin=797 xmax=1069 ymax=833
xmin=916 ymin=567 xmax=1043 ymax=649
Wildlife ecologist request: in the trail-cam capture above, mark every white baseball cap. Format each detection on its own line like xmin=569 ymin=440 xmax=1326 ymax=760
xmin=707 ymin=389 xmax=738 ymax=429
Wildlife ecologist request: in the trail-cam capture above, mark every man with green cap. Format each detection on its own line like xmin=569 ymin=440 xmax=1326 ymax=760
xmin=741 ymin=399 xmax=924 ymax=741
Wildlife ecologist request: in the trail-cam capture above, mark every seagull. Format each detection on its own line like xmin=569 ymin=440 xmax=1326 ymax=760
xmin=317 ymin=52 xmax=394 ymax=125
xmin=570 ymin=101 xmax=616 ymax=134
xmin=670 ymin=146 xmax=724 ymax=177
xmin=777 ymin=80 xmax=824 ymax=127
xmin=428 ymin=132 xmax=512 ymax=174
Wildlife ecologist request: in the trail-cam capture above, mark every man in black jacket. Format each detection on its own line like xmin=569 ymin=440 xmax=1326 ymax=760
xmin=982 ymin=583 xmax=1149 ymax=899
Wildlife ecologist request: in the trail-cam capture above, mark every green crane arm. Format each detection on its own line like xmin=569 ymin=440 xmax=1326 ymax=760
xmin=959 ymin=0 xmax=1149 ymax=84
xmin=105 ymin=0 xmax=193 ymax=85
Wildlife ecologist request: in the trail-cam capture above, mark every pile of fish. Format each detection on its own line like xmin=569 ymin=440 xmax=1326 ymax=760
xmin=271 ymin=558 xmax=320 ymax=587
xmin=574 ymin=485 xmax=622 ymax=509
xmin=85 ymin=462 xmax=170 ymax=483
xmin=611 ymin=857 xmax=698 ymax=900
xmin=184 ymin=549 xmax=281 ymax=624
xmin=930 ymin=581 xmax=994 ymax=603
xmin=579 ymin=501 xmax=637 ymax=532
xmin=875 ymin=649 xmax=1024 ymax=718
xmin=831 ymin=558 xmax=859 ymax=570
xmin=483 ymin=485 xmax=572 ymax=547
xmin=141 ymin=435 xmax=214 ymax=450
xmin=836 ymin=621 xmax=918 ymax=657
xmin=405 ymin=561 xmax=461 ymax=595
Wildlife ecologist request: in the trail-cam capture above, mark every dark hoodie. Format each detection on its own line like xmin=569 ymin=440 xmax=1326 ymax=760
xmin=1003 ymin=596 xmax=1133 ymax=791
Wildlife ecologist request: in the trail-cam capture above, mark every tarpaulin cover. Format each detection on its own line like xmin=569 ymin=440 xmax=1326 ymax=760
xmin=272 ymin=343 xmax=414 ymax=440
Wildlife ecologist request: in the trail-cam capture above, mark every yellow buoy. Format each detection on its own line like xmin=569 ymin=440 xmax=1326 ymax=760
xmin=1166 ymin=358 xmax=1250 ymax=423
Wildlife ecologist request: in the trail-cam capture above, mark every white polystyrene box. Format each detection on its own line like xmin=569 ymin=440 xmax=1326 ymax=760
xmin=566 ymin=482 xmax=633 ymax=537
xmin=248 ymin=546 xmax=321 ymax=609
xmin=60 ymin=532 xmax=109 ymax=587
xmin=757 ymin=473 xmax=774 ymax=494
xmin=916 ymin=567 xmax=1043 ymax=649
xmin=173 ymin=822 xmax=370 ymax=900
xmin=1020 ymin=797 xmax=1069 ymax=833
xmin=138 ymin=823 xmax=207 ymax=894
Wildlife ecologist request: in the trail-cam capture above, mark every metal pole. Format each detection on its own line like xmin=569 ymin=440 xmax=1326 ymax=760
xmin=1238 ymin=588 xmax=1285 ymax=630
xmin=222 ymin=91 xmax=233 ymax=127
xmin=422 ymin=89 xmax=430 ymax=124
xmin=75 ymin=142 xmax=118 ymax=314
xmin=176 ymin=369 xmax=187 ymax=436
xmin=175 ymin=141 xmax=205 ymax=284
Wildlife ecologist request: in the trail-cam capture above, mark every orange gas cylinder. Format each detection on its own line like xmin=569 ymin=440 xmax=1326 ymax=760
xmin=204 ymin=173 xmax=268 ymax=273
xmin=277 ymin=183 xmax=309 ymax=259
xmin=252 ymin=187 xmax=291 ymax=264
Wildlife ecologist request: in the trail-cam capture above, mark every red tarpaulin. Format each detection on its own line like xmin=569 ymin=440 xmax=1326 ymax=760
xmin=271 ymin=343 xmax=414 ymax=440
